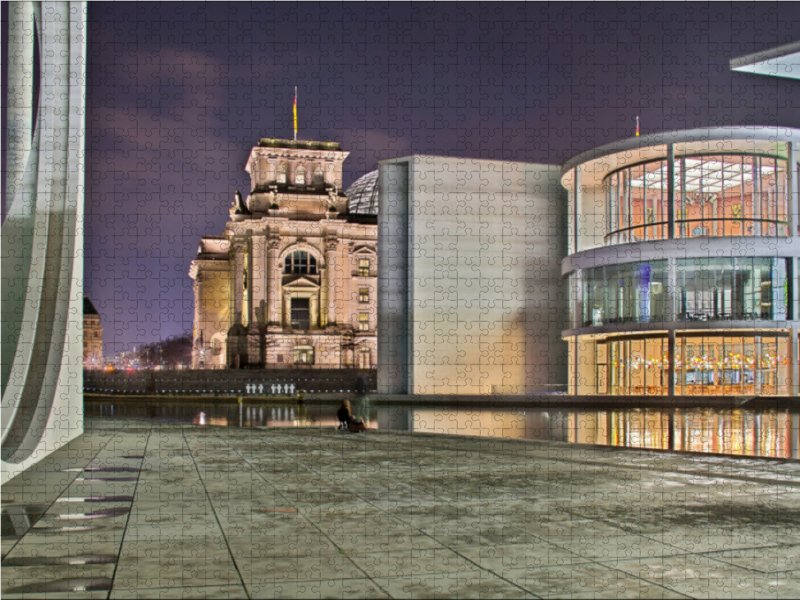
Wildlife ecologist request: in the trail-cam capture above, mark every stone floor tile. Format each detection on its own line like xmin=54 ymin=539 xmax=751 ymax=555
xmin=705 ymin=545 xmax=800 ymax=573
xmin=225 ymin=534 xmax=340 ymax=558
xmin=327 ymin=532 xmax=447 ymax=553
xmin=649 ymin=529 xmax=781 ymax=553
xmin=554 ymin=534 xmax=689 ymax=561
xmin=124 ymin=521 xmax=223 ymax=542
xmin=371 ymin=572 xmax=537 ymax=599
xmin=349 ymin=548 xmax=480 ymax=578
xmin=237 ymin=554 xmax=365 ymax=583
xmin=537 ymin=586 xmax=689 ymax=599
xmin=522 ymin=518 xmax=625 ymax=541
xmin=456 ymin=542 xmax=592 ymax=569
xmin=606 ymin=555 xmax=791 ymax=597
xmin=113 ymin=554 xmax=240 ymax=590
xmin=245 ymin=578 xmax=390 ymax=599
xmin=109 ymin=584 xmax=249 ymax=599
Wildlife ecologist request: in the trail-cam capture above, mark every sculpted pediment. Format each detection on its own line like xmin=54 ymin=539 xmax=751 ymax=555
xmin=351 ymin=243 xmax=377 ymax=255
xmin=282 ymin=275 xmax=321 ymax=289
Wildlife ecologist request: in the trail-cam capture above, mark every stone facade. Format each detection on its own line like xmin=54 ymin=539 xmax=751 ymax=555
xmin=190 ymin=139 xmax=378 ymax=369
xmin=83 ymin=297 xmax=103 ymax=368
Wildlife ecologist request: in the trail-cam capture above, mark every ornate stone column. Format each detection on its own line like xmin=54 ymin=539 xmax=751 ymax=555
xmin=310 ymin=295 xmax=319 ymax=329
xmin=267 ymin=232 xmax=282 ymax=327
xmin=325 ymin=236 xmax=339 ymax=326
xmin=231 ymin=238 xmax=246 ymax=325
xmin=192 ymin=270 xmax=204 ymax=367
xmin=248 ymin=235 xmax=265 ymax=365
xmin=251 ymin=235 xmax=267 ymax=327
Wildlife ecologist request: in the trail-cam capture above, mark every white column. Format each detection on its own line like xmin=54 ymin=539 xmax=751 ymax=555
xmin=788 ymin=142 xmax=798 ymax=236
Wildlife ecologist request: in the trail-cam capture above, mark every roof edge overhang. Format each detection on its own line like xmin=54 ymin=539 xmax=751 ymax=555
xmin=730 ymin=41 xmax=800 ymax=80
xmin=561 ymin=126 xmax=800 ymax=177
xmin=378 ymin=154 xmax=559 ymax=169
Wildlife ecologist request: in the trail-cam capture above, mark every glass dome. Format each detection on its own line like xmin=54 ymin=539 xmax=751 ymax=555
xmin=346 ymin=170 xmax=379 ymax=215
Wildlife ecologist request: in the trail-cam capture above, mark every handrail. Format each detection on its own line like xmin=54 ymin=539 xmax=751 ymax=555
xmin=605 ymin=217 xmax=790 ymax=242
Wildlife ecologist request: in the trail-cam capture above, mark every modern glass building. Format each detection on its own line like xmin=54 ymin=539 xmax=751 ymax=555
xmin=562 ymin=127 xmax=800 ymax=396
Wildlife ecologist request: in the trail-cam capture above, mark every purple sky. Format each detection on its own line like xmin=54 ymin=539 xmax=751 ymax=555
xmin=84 ymin=2 xmax=800 ymax=355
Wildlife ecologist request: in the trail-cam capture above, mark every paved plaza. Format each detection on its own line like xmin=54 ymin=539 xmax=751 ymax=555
xmin=3 ymin=418 xmax=800 ymax=599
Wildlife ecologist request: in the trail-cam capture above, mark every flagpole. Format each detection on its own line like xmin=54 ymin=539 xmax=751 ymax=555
xmin=293 ymin=87 xmax=298 ymax=141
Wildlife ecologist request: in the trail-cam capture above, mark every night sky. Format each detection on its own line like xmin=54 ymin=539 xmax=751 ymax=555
xmin=84 ymin=2 xmax=800 ymax=356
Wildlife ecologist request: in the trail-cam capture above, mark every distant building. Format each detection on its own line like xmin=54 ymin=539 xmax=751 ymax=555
xmin=190 ymin=138 xmax=378 ymax=369
xmin=83 ymin=297 xmax=103 ymax=369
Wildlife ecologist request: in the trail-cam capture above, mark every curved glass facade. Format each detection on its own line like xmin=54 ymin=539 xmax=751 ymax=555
xmin=593 ymin=332 xmax=790 ymax=396
xmin=605 ymin=154 xmax=789 ymax=245
xmin=573 ymin=257 xmax=789 ymax=327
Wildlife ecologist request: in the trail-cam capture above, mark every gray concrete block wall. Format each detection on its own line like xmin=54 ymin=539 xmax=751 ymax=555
xmin=378 ymin=156 xmax=568 ymax=395
xmin=378 ymin=163 xmax=410 ymax=394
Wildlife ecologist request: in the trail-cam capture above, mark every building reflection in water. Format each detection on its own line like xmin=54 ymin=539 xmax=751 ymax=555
xmin=405 ymin=407 xmax=800 ymax=459
xmin=86 ymin=400 xmax=799 ymax=459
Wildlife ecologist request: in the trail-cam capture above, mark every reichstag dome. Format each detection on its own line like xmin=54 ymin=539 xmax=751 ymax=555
xmin=346 ymin=170 xmax=379 ymax=214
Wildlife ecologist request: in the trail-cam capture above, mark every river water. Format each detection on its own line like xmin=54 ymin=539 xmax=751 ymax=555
xmin=84 ymin=398 xmax=800 ymax=460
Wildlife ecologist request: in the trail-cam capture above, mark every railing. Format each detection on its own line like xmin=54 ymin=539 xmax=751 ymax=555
xmin=491 ymin=384 xmax=568 ymax=395
xmin=84 ymin=368 xmax=377 ymax=395
xmin=605 ymin=217 xmax=790 ymax=245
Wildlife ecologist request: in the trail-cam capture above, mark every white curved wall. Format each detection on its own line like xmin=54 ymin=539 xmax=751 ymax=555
xmin=1 ymin=1 xmax=86 ymax=484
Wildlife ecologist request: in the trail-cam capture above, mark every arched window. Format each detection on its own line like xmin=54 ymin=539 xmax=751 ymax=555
xmin=284 ymin=251 xmax=317 ymax=275
xmin=314 ymin=165 xmax=324 ymax=185
xmin=277 ymin=164 xmax=287 ymax=184
xmin=295 ymin=166 xmax=306 ymax=185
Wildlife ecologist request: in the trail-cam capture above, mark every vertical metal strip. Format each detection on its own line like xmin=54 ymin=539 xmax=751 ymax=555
xmin=667 ymin=144 xmax=675 ymax=240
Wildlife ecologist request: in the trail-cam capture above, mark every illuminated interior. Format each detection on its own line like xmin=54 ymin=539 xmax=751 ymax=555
xmin=573 ymin=257 xmax=789 ymax=327
xmin=592 ymin=332 xmax=791 ymax=396
xmin=605 ymin=154 xmax=789 ymax=245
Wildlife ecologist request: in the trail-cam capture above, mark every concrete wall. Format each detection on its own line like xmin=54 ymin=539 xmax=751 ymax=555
xmin=378 ymin=156 xmax=569 ymax=395
xmin=2 ymin=2 xmax=86 ymax=484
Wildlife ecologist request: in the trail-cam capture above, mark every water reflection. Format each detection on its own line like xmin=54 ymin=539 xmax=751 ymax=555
xmin=85 ymin=399 xmax=800 ymax=459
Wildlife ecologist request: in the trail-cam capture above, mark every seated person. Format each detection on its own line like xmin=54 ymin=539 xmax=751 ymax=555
xmin=337 ymin=400 xmax=353 ymax=430
xmin=337 ymin=400 xmax=365 ymax=432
